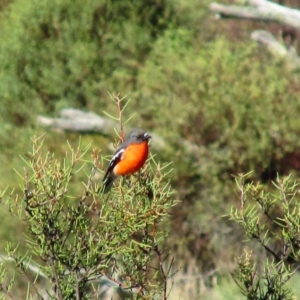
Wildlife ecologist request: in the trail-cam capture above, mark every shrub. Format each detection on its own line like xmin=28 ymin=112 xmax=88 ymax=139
xmin=0 ymin=135 xmax=176 ymax=299
xmin=230 ymin=172 xmax=300 ymax=299
xmin=132 ymin=27 xmax=300 ymax=276
xmin=0 ymin=0 xmax=175 ymax=125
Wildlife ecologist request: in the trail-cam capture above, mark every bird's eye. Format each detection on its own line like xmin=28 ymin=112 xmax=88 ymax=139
xmin=136 ymin=134 xmax=142 ymax=139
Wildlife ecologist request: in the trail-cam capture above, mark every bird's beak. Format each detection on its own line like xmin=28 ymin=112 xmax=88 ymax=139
xmin=145 ymin=132 xmax=151 ymax=140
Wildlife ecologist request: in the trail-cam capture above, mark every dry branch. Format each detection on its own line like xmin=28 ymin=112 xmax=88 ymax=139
xmin=37 ymin=108 xmax=167 ymax=152
xmin=37 ymin=108 xmax=115 ymax=134
xmin=209 ymin=0 xmax=300 ymax=69
xmin=210 ymin=1 xmax=300 ymax=29
xmin=37 ymin=108 xmax=202 ymax=157
xmin=251 ymin=30 xmax=300 ymax=67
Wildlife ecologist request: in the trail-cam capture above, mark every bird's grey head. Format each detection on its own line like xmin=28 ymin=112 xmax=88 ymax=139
xmin=127 ymin=129 xmax=151 ymax=142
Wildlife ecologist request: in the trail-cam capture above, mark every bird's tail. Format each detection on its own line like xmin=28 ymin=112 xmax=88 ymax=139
xmin=101 ymin=173 xmax=116 ymax=194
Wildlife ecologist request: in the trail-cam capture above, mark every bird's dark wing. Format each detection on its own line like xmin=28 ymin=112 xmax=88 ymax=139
xmin=103 ymin=147 xmax=125 ymax=183
xmin=101 ymin=138 xmax=131 ymax=193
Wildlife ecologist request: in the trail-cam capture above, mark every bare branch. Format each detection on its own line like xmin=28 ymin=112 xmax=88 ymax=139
xmin=37 ymin=108 xmax=201 ymax=156
xmin=210 ymin=1 xmax=300 ymax=30
xmin=209 ymin=1 xmax=300 ymax=70
xmin=37 ymin=108 xmax=115 ymax=134
xmin=251 ymin=30 xmax=300 ymax=68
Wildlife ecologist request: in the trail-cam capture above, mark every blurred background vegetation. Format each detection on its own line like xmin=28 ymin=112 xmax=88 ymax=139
xmin=1 ymin=0 xmax=300 ymax=298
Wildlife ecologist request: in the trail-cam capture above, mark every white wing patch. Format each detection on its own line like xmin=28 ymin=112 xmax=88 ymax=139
xmin=103 ymin=148 xmax=125 ymax=184
xmin=108 ymin=148 xmax=125 ymax=168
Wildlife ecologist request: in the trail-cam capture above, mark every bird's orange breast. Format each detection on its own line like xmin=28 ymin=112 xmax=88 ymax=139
xmin=114 ymin=141 xmax=149 ymax=176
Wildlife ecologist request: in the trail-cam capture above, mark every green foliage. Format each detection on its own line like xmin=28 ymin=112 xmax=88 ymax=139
xmin=0 ymin=0 xmax=175 ymax=125
xmin=230 ymin=172 xmax=300 ymax=299
xmin=131 ymin=26 xmax=300 ymax=276
xmin=0 ymin=137 xmax=176 ymax=299
xmin=136 ymin=30 xmax=300 ymax=182
xmin=1 ymin=0 xmax=300 ymax=297
xmin=0 ymin=0 xmax=10 ymax=10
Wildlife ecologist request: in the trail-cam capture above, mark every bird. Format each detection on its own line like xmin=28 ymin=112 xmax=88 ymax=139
xmin=101 ymin=128 xmax=151 ymax=193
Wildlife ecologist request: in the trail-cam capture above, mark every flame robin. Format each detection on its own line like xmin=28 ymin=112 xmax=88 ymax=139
xmin=101 ymin=128 xmax=151 ymax=193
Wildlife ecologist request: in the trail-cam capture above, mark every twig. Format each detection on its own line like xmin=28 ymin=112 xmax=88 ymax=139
xmin=0 ymin=284 xmax=15 ymax=299
xmin=115 ymin=94 xmax=125 ymax=142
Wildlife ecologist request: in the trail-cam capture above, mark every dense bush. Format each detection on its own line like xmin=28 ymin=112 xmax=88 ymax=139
xmin=230 ymin=172 xmax=300 ymax=300
xmin=1 ymin=0 xmax=300 ymax=298
xmin=0 ymin=0 xmax=175 ymax=125
xmin=136 ymin=29 xmax=300 ymax=188
xmin=132 ymin=27 xmax=300 ymax=273
xmin=0 ymin=137 xmax=176 ymax=299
